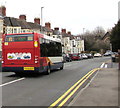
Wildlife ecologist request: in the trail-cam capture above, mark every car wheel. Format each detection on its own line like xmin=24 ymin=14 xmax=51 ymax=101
xmin=60 ymin=65 xmax=64 ymax=70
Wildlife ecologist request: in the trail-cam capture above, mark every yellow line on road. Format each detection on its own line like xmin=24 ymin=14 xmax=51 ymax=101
xmin=57 ymin=68 xmax=100 ymax=108
xmin=49 ymin=68 xmax=100 ymax=108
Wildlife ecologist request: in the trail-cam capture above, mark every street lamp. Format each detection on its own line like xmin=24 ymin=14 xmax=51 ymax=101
xmin=41 ymin=7 xmax=44 ymax=33
xmin=83 ymin=28 xmax=85 ymax=34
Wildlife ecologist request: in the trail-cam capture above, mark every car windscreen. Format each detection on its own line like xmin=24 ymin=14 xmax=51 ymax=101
xmin=5 ymin=34 xmax=34 ymax=42
xmin=72 ymin=54 xmax=78 ymax=56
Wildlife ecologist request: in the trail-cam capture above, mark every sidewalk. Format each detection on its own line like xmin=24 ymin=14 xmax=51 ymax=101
xmin=68 ymin=63 xmax=119 ymax=107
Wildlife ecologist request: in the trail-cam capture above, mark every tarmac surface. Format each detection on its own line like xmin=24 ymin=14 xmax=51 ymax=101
xmin=68 ymin=62 xmax=120 ymax=107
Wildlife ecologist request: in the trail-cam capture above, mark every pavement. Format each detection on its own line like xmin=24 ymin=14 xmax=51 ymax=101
xmin=68 ymin=61 xmax=120 ymax=107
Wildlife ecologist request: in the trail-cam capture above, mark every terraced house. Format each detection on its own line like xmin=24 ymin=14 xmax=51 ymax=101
xmin=0 ymin=6 xmax=84 ymax=56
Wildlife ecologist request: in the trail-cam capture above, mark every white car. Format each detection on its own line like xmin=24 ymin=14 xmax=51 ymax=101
xmin=81 ymin=53 xmax=88 ymax=59
xmin=94 ymin=53 xmax=102 ymax=57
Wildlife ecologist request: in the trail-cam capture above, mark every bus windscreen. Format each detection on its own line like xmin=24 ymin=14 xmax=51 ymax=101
xmin=5 ymin=34 xmax=33 ymax=42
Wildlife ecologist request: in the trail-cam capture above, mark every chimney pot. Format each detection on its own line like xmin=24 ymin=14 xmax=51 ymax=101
xmin=19 ymin=15 xmax=26 ymax=20
xmin=62 ymin=29 xmax=66 ymax=33
xmin=68 ymin=31 xmax=71 ymax=35
xmin=0 ymin=6 xmax=6 ymax=16
xmin=34 ymin=18 xmax=40 ymax=24
xmin=54 ymin=27 xmax=59 ymax=30
xmin=45 ymin=22 xmax=51 ymax=30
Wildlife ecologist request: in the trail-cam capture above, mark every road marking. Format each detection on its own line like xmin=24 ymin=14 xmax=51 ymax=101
xmin=105 ymin=64 xmax=108 ymax=68
xmin=100 ymin=63 xmax=105 ymax=68
xmin=49 ymin=68 xmax=100 ymax=108
xmin=100 ymin=62 xmax=108 ymax=68
xmin=0 ymin=78 xmax=25 ymax=87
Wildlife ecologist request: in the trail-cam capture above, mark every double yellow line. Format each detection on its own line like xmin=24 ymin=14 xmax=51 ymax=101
xmin=49 ymin=68 xmax=100 ymax=108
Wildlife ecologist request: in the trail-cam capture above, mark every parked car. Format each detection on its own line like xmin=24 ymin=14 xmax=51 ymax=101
xmin=104 ymin=51 xmax=112 ymax=56
xmin=79 ymin=54 xmax=83 ymax=60
xmin=65 ymin=54 xmax=72 ymax=62
xmin=62 ymin=53 xmax=72 ymax=62
xmin=81 ymin=53 xmax=88 ymax=59
xmin=70 ymin=53 xmax=81 ymax=60
xmin=111 ymin=52 xmax=119 ymax=62
xmin=86 ymin=53 xmax=93 ymax=59
xmin=94 ymin=53 xmax=102 ymax=57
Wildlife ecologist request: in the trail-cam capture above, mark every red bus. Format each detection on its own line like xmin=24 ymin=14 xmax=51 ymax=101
xmin=2 ymin=33 xmax=64 ymax=75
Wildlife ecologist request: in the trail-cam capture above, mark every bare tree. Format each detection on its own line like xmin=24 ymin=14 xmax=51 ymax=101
xmin=92 ymin=26 xmax=106 ymax=38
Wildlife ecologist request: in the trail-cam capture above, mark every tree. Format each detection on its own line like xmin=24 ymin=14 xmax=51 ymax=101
xmin=110 ymin=20 xmax=120 ymax=52
xmin=92 ymin=26 xmax=106 ymax=38
xmin=83 ymin=27 xmax=109 ymax=52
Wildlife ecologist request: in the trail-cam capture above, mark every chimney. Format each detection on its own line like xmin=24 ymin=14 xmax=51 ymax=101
xmin=61 ymin=29 xmax=66 ymax=33
xmin=34 ymin=18 xmax=40 ymax=24
xmin=54 ymin=27 xmax=59 ymax=30
xmin=19 ymin=15 xmax=26 ymax=20
xmin=68 ymin=31 xmax=71 ymax=35
xmin=45 ymin=22 xmax=51 ymax=30
xmin=0 ymin=6 xmax=6 ymax=16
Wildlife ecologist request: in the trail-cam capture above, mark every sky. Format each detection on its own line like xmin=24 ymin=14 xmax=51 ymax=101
xmin=0 ymin=0 xmax=120 ymax=35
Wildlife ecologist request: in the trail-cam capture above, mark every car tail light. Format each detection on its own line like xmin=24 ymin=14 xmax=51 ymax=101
xmin=35 ymin=56 xmax=39 ymax=64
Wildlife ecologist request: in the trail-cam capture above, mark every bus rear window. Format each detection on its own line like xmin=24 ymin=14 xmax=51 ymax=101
xmin=5 ymin=34 xmax=34 ymax=42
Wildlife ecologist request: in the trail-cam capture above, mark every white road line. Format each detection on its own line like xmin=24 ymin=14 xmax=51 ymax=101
xmin=100 ymin=63 xmax=105 ymax=68
xmin=105 ymin=64 xmax=108 ymax=68
xmin=0 ymin=78 xmax=25 ymax=87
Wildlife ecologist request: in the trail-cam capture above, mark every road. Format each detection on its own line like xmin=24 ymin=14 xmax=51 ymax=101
xmin=1 ymin=57 xmax=110 ymax=106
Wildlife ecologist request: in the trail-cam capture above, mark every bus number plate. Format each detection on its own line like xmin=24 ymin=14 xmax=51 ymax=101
xmin=24 ymin=67 xmax=34 ymax=70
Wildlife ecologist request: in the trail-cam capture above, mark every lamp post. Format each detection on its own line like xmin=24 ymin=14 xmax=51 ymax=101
xmin=82 ymin=28 xmax=85 ymax=39
xmin=41 ymin=7 xmax=44 ymax=33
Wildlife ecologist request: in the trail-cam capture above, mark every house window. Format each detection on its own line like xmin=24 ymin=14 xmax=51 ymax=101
xmin=14 ymin=28 xmax=17 ymax=33
xmin=22 ymin=30 xmax=26 ymax=33
xmin=18 ymin=28 xmax=21 ymax=33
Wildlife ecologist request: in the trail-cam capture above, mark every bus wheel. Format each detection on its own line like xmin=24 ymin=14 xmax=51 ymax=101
xmin=46 ymin=65 xmax=51 ymax=75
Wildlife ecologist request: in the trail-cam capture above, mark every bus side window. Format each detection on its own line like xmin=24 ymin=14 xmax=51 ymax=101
xmin=40 ymin=38 xmax=62 ymax=57
xmin=56 ymin=42 xmax=62 ymax=56
xmin=39 ymin=38 xmax=43 ymax=44
xmin=40 ymin=38 xmax=48 ymax=57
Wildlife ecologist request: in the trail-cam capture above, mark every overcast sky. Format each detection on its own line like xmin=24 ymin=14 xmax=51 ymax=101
xmin=0 ymin=0 xmax=120 ymax=35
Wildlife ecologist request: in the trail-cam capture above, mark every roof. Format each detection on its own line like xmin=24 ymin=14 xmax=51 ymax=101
xmin=61 ymin=33 xmax=74 ymax=40
xmin=28 ymin=22 xmax=40 ymax=29
xmin=4 ymin=17 xmax=42 ymax=29
xmin=3 ymin=16 xmax=53 ymax=33
xmin=102 ymin=32 xmax=110 ymax=40
xmin=4 ymin=17 xmax=20 ymax=27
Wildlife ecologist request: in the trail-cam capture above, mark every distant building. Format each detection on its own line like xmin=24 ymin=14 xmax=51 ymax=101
xmin=70 ymin=37 xmax=84 ymax=54
xmin=61 ymin=29 xmax=84 ymax=54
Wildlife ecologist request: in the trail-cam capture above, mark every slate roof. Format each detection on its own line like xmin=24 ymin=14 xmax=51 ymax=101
xmin=61 ymin=32 xmax=74 ymax=40
xmin=4 ymin=17 xmax=43 ymax=30
xmin=28 ymin=22 xmax=40 ymax=29
xmin=3 ymin=16 xmax=54 ymax=34
xmin=4 ymin=17 xmax=20 ymax=27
